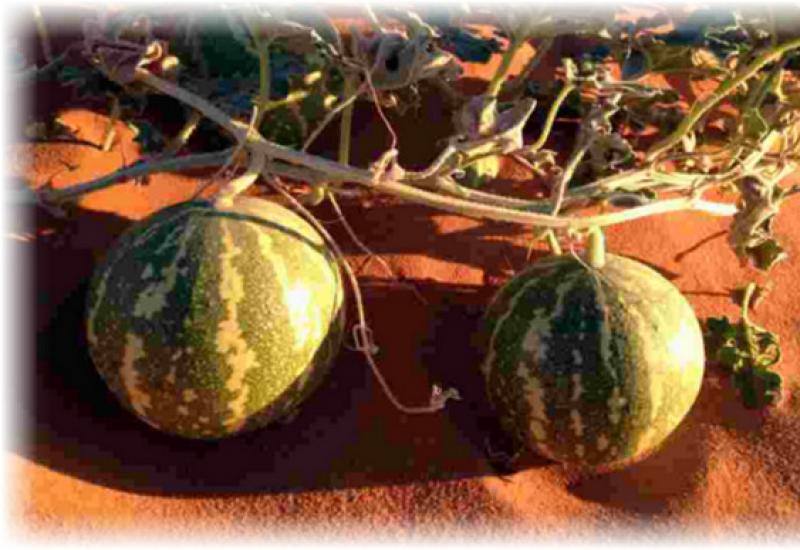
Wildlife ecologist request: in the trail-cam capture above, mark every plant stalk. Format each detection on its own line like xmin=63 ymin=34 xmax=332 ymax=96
xmin=486 ymin=36 xmax=526 ymax=99
xmin=339 ymin=74 xmax=357 ymax=165
xmin=38 ymin=149 xmax=234 ymax=204
xmin=528 ymin=81 xmax=575 ymax=153
xmin=136 ymin=68 xmax=740 ymax=231
xmin=646 ymin=37 xmax=800 ymax=161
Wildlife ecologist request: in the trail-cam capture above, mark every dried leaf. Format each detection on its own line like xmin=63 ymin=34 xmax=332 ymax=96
xmin=729 ymin=177 xmax=790 ymax=271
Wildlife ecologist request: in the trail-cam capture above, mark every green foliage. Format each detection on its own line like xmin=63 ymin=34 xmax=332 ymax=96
xmin=704 ymin=286 xmax=783 ymax=409
xmin=127 ymin=119 xmax=166 ymax=154
xmin=460 ymin=156 xmax=501 ymax=188
xmin=259 ymin=107 xmax=304 ymax=150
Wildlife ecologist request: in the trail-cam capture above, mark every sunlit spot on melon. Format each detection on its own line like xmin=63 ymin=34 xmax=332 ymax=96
xmin=252 ymin=227 xmax=318 ymax=354
xmin=635 ymin=426 xmax=661 ymax=456
xmin=667 ymin=319 xmax=703 ymax=372
xmin=285 ymin=283 xmax=317 ymax=351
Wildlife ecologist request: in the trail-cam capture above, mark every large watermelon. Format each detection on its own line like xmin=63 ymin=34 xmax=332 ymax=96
xmin=86 ymin=196 xmax=345 ymax=439
xmin=481 ymin=251 xmax=705 ymax=471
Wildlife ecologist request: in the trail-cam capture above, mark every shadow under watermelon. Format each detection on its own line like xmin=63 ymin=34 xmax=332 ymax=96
xmin=23 ymin=272 xmax=556 ymax=497
xmin=565 ymin=361 xmax=771 ymax=515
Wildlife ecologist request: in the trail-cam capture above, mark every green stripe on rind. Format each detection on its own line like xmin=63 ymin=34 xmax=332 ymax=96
xmin=86 ymin=199 xmax=345 ymax=439
xmin=482 ymin=254 xmax=704 ymax=469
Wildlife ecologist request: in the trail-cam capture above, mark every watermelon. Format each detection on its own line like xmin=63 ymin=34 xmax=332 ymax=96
xmin=481 ymin=250 xmax=705 ymax=471
xmin=85 ymin=196 xmax=345 ymax=439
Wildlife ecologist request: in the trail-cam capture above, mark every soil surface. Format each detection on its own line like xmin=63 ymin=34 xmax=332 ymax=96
xmin=11 ymin=10 xmax=800 ymax=543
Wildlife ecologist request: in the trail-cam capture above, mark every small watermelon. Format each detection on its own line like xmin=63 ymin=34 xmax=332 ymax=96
xmin=481 ymin=246 xmax=705 ymax=471
xmin=86 ymin=196 xmax=345 ymax=439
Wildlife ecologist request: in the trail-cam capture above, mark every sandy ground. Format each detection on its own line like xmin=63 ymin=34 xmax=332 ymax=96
xmin=10 ymin=11 xmax=800 ymax=543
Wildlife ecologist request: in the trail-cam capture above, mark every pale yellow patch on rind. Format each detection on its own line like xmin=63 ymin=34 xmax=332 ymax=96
xmin=133 ymin=220 xmax=199 ymax=320
xmin=571 ymin=373 xmax=583 ymax=402
xmin=250 ymin=223 xmax=334 ymax=361
xmin=607 ymin=386 xmax=627 ymax=426
xmin=216 ymin=220 xmax=260 ymax=432
xmin=520 ymin=310 xmax=552 ymax=364
xmin=120 ymin=333 xmax=151 ymax=418
xmin=529 ymin=419 xmax=547 ymax=441
xmin=570 ymin=409 xmax=585 ymax=437
xmin=89 ymin=207 xmax=205 ymax=347
xmin=481 ymin=277 xmax=550 ymax=378
xmin=86 ymin=268 xmax=112 ymax=347
xmin=253 ymin=229 xmax=311 ymax=353
xmin=165 ymin=365 xmax=177 ymax=385
xmin=520 ymin=373 xmax=549 ymax=442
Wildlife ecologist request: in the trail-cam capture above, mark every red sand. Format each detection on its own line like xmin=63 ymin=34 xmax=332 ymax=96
xmin=12 ymin=16 xmax=800 ymax=541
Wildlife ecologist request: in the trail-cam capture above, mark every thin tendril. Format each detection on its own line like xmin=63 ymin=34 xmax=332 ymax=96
xmin=263 ymin=172 xmax=460 ymax=414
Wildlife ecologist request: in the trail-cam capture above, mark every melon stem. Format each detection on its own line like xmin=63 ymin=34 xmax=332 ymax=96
xmin=586 ymin=227 xmax=606 ymax=269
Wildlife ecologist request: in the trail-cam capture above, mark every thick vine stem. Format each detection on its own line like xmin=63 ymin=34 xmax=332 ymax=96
xmin=501 ymin=38 xmax=554 ymax=99
xmin=136 ymin=68 xmax=740 ymax=231
xmin=37 ymin=149 xmax=234 ymax=205
xmin=545 ymin=229 xmax=563 ymax=256
xmin=486 ymin=35 xmax=527 ymax=99
xmin=212 ymin=149 xmax=266 ymax=208
xmin=527 ymin=81 xmax=575 ymax=154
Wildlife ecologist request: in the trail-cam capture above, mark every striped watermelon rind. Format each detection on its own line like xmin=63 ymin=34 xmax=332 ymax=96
xmin=481 ymin=253 xmax=705 ymax=471
xmin=86 ymin=196 xmax=345 ymax=439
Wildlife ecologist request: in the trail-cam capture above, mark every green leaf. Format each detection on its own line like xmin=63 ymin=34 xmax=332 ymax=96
xmin=703 ymin=310 xmax=783 ymax=409
xmin=299 ymin=90 xmax=330 ymax=123
xmin=718 ymin=345 xmax=743 ymax=369
xmin=749 ymin=238 xmax=788 ymax=271
xmin=127 ymin=119 xmax=166 ymax=154
xmin=440 ymin=27 xmax=502 ymax=64
xmin=734 ymin=366 xmax=783 ymax=409
xmin=742 ymin=109 xmax=769 ymax=141
xmin=706 ymin=316 xmax=737 ymax=340
xmin=460 ymin=156 xmax=501 ymax=188
xmin=57 ymin=64 xmax=124 ymax=102
xmin=258 ymin=107 xmax=304 ymax=149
